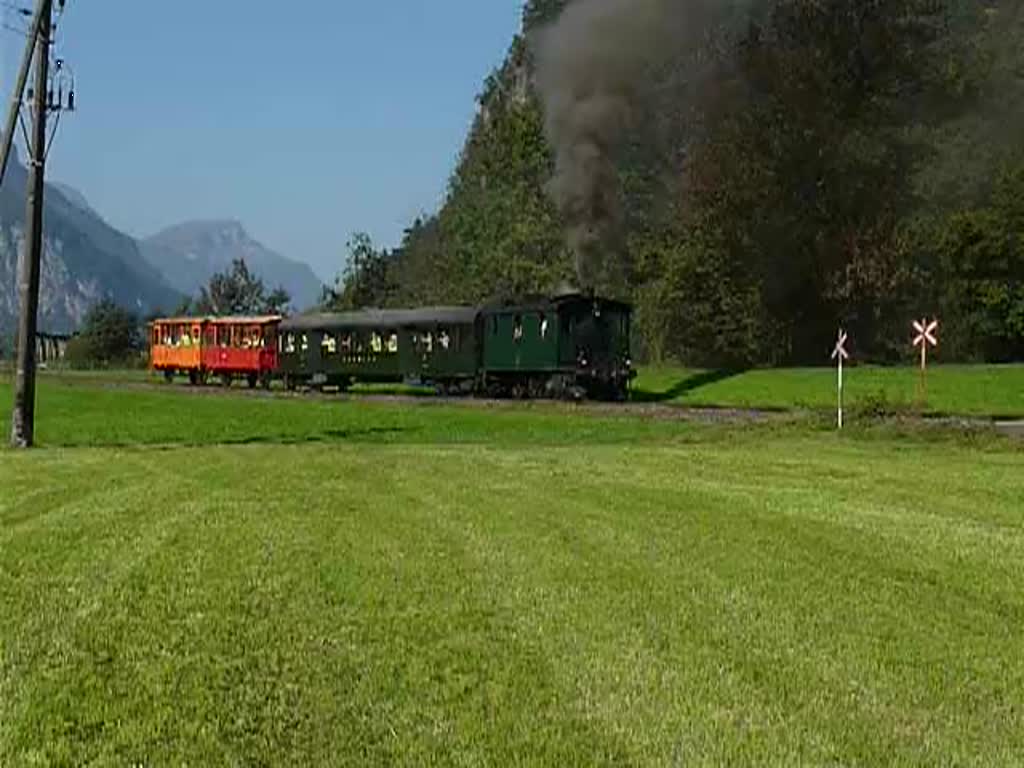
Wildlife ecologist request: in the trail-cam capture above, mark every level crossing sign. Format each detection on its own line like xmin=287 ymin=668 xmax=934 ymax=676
xmin=831 ymin=329 xmax=849 ymax=429
xmin=912 ymin=318 xmax=939 ymax=400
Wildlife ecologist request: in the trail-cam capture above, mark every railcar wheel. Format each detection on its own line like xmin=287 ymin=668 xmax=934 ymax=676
xmin=247 ymin=374 xmax=258 ymax=389
xmin=163 ymin=370 xmax=174 ymax=384
xmin=260 ymin=374 xmax=272 ymax=391
xmin=188 ymin=370 xmax=199 ymax=387
xmin=220 ymin=375 xmax=232 ymax=388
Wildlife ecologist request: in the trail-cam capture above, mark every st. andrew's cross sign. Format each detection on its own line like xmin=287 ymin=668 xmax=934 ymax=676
xmin=831 ymin=329 xmax=849 ymax=429
xmin=913 ymin=318 xmax=939 ymax=400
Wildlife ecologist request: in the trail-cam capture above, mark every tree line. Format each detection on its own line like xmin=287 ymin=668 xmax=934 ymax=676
xmin=324 ymin=0 xmax=1024 ymax=367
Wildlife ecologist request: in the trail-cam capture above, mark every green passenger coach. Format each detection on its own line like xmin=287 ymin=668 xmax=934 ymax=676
xmin=276 ymin=293 xmax=635 ymax=401
xmin=278 ymin=308 xmax=480 ymax=391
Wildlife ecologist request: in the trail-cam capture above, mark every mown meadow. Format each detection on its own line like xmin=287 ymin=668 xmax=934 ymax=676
xmin=1 ymin=376 xmax=1022 ymax=765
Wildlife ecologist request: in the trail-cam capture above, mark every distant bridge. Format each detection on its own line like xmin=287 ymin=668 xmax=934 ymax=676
xmin=35 ymin=332 xmax=72 ymax=363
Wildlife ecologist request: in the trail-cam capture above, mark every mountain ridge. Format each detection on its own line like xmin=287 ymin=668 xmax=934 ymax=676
xmin=0 ymin=155 xmax=183 ymax=336
xmin=141 ymin=220 xmax=323 ymax=312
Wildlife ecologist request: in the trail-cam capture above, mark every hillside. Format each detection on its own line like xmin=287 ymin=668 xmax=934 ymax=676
xmin=0 ymin=151 xmax=182 ymax=336
xmin=347 ymin=0 xmax=1023 ymax=367
xmin=141 ymin=221 xmax=323 ymax=312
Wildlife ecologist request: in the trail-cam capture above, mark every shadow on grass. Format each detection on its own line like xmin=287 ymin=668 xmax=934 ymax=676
xmin=632 ymin=368 xmax=747 ymax=404
xmin=45 ymin=426 xmax=417 ymax=450
xmin=216 ymin=426 xmax=416 ymax=446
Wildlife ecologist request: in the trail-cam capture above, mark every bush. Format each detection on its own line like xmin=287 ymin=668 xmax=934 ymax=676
xmin=64 ymin=300 xmax=144 ymax=369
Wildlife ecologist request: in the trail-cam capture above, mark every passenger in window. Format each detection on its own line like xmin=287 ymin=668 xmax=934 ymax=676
xmin=439 ymin=330 xmax=451 ymax=350
xmin=513 ymin=316 xmax=523 ymax=342
xmin=387 ymin=334 xmax=399 ymax=353
xmin=539 ymin=314 xmax=549 ymax=339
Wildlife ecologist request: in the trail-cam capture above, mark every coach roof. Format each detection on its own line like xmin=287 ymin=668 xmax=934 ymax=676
xmin=280 ymin=307 xmax=479 ymax=332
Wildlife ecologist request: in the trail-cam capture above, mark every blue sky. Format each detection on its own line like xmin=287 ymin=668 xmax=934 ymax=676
xmin=1 ymin=2 xmax=525 ymax=283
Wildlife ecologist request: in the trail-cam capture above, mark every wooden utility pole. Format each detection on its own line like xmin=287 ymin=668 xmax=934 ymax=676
xmin=0 ymin=0 xmax=49 ymax=188
xmin=10 ymin=0 xmax=53 ymax=449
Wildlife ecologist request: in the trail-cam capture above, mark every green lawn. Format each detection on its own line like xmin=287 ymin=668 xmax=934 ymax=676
xmin=634 ymin=364 xmax=1024 ymax=418
xmin=7 ymin=360 xmax=1024 ymax=418
xmin=1 ymin=381 xmax=1023 ymax=765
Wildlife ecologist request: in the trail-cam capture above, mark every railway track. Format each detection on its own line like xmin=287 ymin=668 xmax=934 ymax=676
xmin=44 ymin=372 xmax=795 ymax=424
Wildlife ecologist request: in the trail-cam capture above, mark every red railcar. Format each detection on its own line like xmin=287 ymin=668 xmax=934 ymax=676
xmin=201 ymin=316 xmax=282 ymax=388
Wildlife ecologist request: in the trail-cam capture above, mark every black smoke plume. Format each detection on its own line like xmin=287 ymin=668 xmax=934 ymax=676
xmin=533 ymin=0 xmax=710 ymax=290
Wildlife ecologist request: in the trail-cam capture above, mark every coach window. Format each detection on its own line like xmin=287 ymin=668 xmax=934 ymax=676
xmin=539 ymin=313 xmax=548 ymax=340
xmin=300 ymin=334 xmax=309 ymax=352
xmin=439 ymin=328 xmax=451 ymax=351
xmin=387 ymin=333 xmax=399 ymax=354
xmin=513 ymin=315 xmax=523 ymax=343
xmin=322 ymin=333 xmax=337 ymax=355
xmin=370 ymin=332 xmax=383 ymax=354
xmin=491 ymin=316 xmax=499 ymax=336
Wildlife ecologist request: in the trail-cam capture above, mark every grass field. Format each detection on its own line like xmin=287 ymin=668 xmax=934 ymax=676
xmin=2 ymin=379 xmax=1023 ymax=765
xmin=12 ymin=360 xmax=1024 ymax=418
xmin=634 ymin=364 xmax=1024 ymax=418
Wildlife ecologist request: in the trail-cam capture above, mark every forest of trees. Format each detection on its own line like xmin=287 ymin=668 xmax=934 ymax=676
xmin=326 ymin=0 xmax=1024 ymax=367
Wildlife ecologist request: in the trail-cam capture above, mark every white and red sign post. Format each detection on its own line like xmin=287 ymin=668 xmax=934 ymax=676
xmin=913 ymin=318 xmax=939 ymax=401
xmin=831 ymin=328 xmax=849 ymax=430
